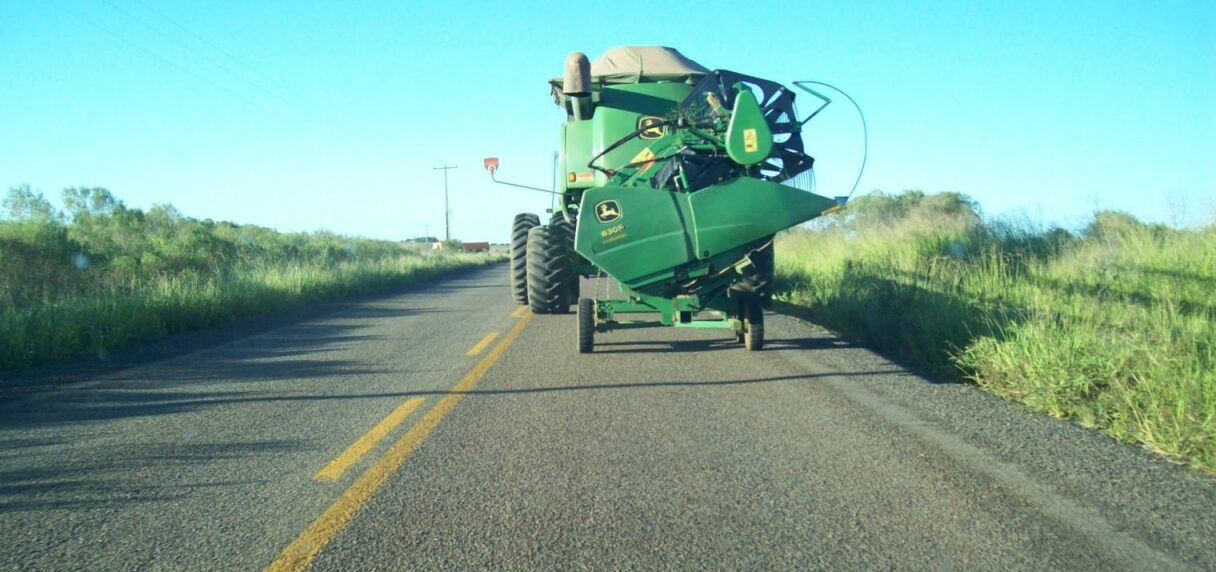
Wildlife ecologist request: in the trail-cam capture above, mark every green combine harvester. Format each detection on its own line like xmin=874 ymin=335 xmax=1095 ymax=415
xmin=485 ymin=46 xmax=848 ymax=353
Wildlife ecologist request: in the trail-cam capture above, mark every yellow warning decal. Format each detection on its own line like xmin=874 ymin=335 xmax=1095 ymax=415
xmin=743 ymin=128 xmax=758 ymax=153
xmin=630 ymin=147 xmax=656 ymax=173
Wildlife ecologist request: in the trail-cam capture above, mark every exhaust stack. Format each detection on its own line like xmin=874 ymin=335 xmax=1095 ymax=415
xmin=563 ymin=52 xmax=594 ymax=120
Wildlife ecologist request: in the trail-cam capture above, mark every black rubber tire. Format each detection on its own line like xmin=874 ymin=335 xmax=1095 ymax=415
xmin=743 ymin=298 xmax=765 ymax=351
xmin=577 ymin=298 xmax=594 ymax=353
xmin=550 ymin=213 xmax=578 ymax=306
xmin=549 ymin=210 xmax=572 ymax=228
xmin=526 ymin=225 xmax=570 ymax=314
xmin=510 ymin=213 xmax=540 ymax=305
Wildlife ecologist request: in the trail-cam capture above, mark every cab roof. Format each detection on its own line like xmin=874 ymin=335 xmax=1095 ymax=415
xmin=549 ymin=46 xmax=708 ymax=92
xmin=587 ymin=46 xmax=708 ymax=83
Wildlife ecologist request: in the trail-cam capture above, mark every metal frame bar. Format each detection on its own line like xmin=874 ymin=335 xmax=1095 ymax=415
xmin=489 ymin=171 xmax=557 ymax=194
xmin=594 ymin=292 xmax=740 ymax=333
xmin=791 ymin=81 xmax=832 ymax=125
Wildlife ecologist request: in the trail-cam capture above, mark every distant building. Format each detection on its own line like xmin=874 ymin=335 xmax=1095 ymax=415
xmin=461 ymin=242 xmax=490 ymax=253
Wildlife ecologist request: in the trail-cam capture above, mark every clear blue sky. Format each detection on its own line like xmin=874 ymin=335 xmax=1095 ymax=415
xmin=2 ymin=1 xmax=1213 ymax=241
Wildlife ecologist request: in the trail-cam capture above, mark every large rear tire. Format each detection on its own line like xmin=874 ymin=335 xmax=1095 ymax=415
xmin=577 ymin=298 xmax=594 ymax=353
xmin=510 ymin=213 xmax=540 ymax=305
xmin=526 ymin=225 xmax=570 ymax=314
xmin=550 ymin=212 xmax=578 ymax=306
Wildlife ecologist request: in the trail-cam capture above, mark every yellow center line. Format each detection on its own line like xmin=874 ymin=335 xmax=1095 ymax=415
xmin=265 ymin=312 xmax=534 ymax=572
xmin=313 ymin=397 xmax=425 ymax=482
xmin=510 ymin=305 xmax=528 ymax=318
xmin=464 ymin=332 xmax=499 ymax=357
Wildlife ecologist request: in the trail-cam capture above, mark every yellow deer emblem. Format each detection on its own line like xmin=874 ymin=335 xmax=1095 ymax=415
xmin=595 ymin=200 xmax=622 ymax=223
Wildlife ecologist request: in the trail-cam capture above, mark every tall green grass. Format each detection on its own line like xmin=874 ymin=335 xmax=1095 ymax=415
xmin=0 ymin=186 xmax=503 ymax=372
xmin=776 ymin=191 xmax=1215 ymax=473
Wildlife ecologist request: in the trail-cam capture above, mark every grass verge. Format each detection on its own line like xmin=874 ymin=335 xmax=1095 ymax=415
xmin=1 ymin=185 xmax=504 ymax=373
xmin=1 ymin=253 xmax=501 ymax=372
xmin=775 ymin=191 xmax=1215 ymax=473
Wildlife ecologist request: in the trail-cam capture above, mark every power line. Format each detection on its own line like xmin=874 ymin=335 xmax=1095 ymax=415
xmin=112 ymin=2 xmax=366 ymax=137
xmin=49 ymin=1 xmax=273 ymax=114
xmin=129 ymin=0 xmax=295 ymax=98
xmin=52 ymin=0 xmax=355 ymax=137
xmin=99 ymin=0 xmax=287 ymax=104
xmin=117 ymin=0 xmax=356 ymax=137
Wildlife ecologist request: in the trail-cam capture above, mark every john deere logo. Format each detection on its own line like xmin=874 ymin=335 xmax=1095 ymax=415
xmin=594 ymin=200 xmax=622 ymax=223
xmin=637 ymin=116 xmax=664 ymax=140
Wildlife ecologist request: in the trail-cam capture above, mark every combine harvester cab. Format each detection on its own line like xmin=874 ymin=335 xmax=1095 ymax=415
xmin=487 ymin=46 xmax=845 ymax=353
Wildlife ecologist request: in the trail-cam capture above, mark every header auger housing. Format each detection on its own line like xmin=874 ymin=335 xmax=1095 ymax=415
xmin=488 ymin=46 xmax=843 ymax=353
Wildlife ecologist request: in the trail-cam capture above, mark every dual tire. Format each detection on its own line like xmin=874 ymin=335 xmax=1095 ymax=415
xmin=548 ymin=213 xmax=578 ymax=307
xmin=526 ymin=225 xmax=571 ymax=314
xmin=509 ymin=214 xmax=540 ymax=305
xmin=510 ymin=212 xmax=575 ymax=314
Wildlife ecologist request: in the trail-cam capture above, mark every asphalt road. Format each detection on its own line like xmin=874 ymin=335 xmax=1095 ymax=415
xmin=2 ymin=263 xmax=1214 ymax=571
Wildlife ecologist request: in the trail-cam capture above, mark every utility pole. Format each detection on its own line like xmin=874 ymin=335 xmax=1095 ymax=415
xmin=433 ymin=164 xmax=457 ymax=241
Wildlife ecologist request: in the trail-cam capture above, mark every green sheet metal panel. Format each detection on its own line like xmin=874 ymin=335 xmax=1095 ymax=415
xmin=724 ymin=86 xmax=774 ymax=165
xmin=686 ymin=177 xmax=838 ymax=259
xmin=561 ymin=120 xmax=596 ymax=190
xmin=576 ymin=82 xmax=693 ymax=187
xmin=574 ymin=185 xmax=694 ymax=286
xmin=598 ymin=82 xmax=692 ymax=114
